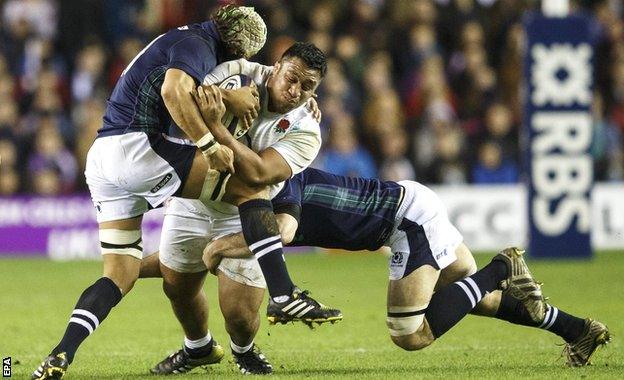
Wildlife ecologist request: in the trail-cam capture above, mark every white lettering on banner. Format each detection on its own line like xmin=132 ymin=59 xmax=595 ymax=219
xmin=0 ymin=198 xmax=95 ymax=227
xmin=48 ymin=229 xmax=100 ymax=260
xmin=533 ymin=196 xmax=590 ymax=235
xmin=530 ymin=42 xmax=593 ymax=238
xmin=434 ymin=184 xmax=623 ymax=251
xmin=531 ymin=43 xmax=592 ymax=106
xmin=532 ymin=113 xmax=592 ymax=154
xmin=433 ymin=185 xmax=527 ymax=250
xmin=591 ymin=184 xmax=624 ymax=249
xmin=532 ymin=155 xmax=592 ymax=198
xmin=0 ymin=197 xmax=164 ymax=227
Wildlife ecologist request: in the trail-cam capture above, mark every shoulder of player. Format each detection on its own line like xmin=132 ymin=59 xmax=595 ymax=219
xmin=284 ymin=106 xmax=319 ymax=133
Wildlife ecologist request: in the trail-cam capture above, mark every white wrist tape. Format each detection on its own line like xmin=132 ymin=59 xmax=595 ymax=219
xmin=202 ymin=141 xmax=221 ymax=157
xmin=196 ymin=132 xmax=219 ymax=156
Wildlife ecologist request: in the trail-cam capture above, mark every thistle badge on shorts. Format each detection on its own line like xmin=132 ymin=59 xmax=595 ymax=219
xmin=391 ymin=252 xmax=404 ymax=265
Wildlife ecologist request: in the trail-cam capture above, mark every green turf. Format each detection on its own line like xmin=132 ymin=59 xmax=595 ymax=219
xmin=1 ymin=251 xmax=623 ymax=379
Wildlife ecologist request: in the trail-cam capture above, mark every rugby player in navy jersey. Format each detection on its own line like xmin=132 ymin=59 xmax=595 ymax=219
xmin=32 ymin=6 xmax=269 ymax=379
xmin=196 ymin=167 xmax=609 ymax=368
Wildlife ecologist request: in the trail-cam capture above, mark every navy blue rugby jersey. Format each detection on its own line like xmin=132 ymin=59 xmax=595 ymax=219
xmin=99 ymin=21 xmax=228 ymax=137
xmin=272 ymin=168 xmax=404 ymax=251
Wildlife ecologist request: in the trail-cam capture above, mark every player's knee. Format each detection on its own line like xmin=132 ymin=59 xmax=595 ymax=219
xmin=390 ymin=331 xmax=434 ymax=351
xmin=225 ymin=311 xmax=258 ymax=335
xmin=161 ymin=276 xmax=199 ymax=303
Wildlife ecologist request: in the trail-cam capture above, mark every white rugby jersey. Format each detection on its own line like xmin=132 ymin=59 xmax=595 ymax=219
xmin=203 ymin=59 xmax=322 ymax=199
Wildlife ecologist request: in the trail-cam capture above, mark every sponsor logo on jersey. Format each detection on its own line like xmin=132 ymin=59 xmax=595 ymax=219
xmin=275 ymin=118 xmax=290 ymax=133
xmin=150 ymin=173 xmax=173 ymax=193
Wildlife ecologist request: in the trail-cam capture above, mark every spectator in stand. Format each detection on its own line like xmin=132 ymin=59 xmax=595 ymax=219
xmin=318 ymin=112 xmax=377 ymax=179
xmin=0 ymin=166 xmax=20 ymax=195
xmin=428 ymin=126 xmax=468 ymax=184
xmin=27 ymin=123 xmax=77 ymax=193
xmin=30 ymin=162 xmax=63 ymax=195
xmin=378 ymin=128 xmax=416 ymax=182
xmin=0 ymin=137 xmax=21 ymax=194
xmin=478 ymin=101 xmax=518 ymax=161
xmin=472 ymin=140 xmax=519 ymax=184
xmin=71 ymin=41 xmax=108 ymax=103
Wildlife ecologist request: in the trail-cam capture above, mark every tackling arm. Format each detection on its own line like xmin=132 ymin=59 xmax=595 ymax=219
xmin=161 ymin=68 xmax=215 ymax=142
xmin=203 ymin=213 xmax=299 ymax=273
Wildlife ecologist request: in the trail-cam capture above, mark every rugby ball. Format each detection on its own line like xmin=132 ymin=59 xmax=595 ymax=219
xmin=218 ymin=74 xmax=253 ymax=139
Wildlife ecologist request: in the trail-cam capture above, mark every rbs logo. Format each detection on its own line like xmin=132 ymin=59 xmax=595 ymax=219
xmin=529 ymin=43 xmax=592 ymax=236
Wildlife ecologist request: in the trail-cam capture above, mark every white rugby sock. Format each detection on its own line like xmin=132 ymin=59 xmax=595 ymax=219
xmin=231 ymin=340 xmax=254 ymax=354
xmin=184 ymin=332 xmax=212 ymax=349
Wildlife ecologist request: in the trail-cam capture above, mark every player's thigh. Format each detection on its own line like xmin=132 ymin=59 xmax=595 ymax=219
xmin=160 ymin=263 xmax=208 ymax=302
xmin=159 ymin=198 xmax=213 ymax=275
xmin=218 ymin=270 xmax=264 ymax=323
xmin=436 ymin=243 xmax=477 ymax=289
xmin=221 ymin=175 xmax=269 ymax=205
xmin=179 ymin=149 xmax=208 ymax=199
xmin=388 ymin=264 xmax=440 ymax=309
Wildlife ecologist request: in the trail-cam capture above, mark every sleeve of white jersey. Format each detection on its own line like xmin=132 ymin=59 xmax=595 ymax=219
xmin=270 ymin=119 xmax=322 ymax=177
xmin=202 ymin=59 xmax=271 ymax=86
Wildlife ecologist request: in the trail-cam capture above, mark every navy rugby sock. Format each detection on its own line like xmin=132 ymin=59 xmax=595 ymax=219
xmin=239 ymin=199 xmax=294 ymax=300
xmin=495 ymin=295 xmax=585 ymax=343
xmin=425 ymin=260 xmax=507 ymax=338
xmin=51 ymin=277 xmax=122 ymax=363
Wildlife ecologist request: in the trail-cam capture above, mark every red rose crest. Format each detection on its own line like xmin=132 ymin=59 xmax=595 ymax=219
xmin=275 ymin=118 xmax=290 ymax=133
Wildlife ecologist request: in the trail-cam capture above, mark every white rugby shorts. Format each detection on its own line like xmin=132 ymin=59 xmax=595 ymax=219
xmin=85 ymin=132 xmax=195 ymax=223
xmin=159 ymin=197 xmax=266 ymax=288
xmin=385 ymin=181 xmax=463 ymax=280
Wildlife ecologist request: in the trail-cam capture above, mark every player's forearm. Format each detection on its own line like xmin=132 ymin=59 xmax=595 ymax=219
xmin=209 ymin=132 xmax=282 ymax=186
xmin=212 ymin=215 xmax=295 ymax=258
xmin=162 ymin=69 xmax=212 ymax=142
xmin=209 ymin=232 xmax=252 ymax=258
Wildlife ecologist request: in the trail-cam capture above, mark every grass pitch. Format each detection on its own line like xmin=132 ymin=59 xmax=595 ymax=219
xmin=1 ymin=250 xmax=623 ymax=379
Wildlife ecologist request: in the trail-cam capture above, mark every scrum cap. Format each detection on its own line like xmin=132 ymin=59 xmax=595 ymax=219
xmin=212 ymin=5 xmax=267 ymax=59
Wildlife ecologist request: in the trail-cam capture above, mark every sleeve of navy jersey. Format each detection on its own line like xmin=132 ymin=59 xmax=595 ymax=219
xmin=168 ymin=36 xmax=218 ymax=83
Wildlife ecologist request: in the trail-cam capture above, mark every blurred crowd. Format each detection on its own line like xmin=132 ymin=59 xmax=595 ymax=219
xmin=0 ymin=0 xmax=623 ymax=196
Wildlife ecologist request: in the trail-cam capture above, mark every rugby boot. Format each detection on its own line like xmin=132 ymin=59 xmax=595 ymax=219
xmin=232 ymin=344 xmax=273 ymax=375
xmin=32 ymin=352 xmax=69 ymax=379
xmin=562 ymin=318 xmax=611 ymax=367
xmin=150 ymin=340 xmax=224 ymax=375
xmin=267 ymin=287 xmax=343 ymax=327
xmin=493 ymin=247 xmax=546 ymax=323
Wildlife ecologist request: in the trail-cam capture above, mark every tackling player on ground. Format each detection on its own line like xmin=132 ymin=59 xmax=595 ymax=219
xmin=195 ymin=167 xmax=609 ymax=368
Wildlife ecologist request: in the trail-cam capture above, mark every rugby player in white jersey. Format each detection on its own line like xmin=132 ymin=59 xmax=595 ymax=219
xmin=148 ymin=42 xmax=341 ymax=375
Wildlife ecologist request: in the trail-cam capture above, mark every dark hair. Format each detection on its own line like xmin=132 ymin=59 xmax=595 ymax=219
xmin=281 ymin=42 xmax=327 ymax=78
